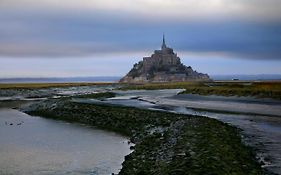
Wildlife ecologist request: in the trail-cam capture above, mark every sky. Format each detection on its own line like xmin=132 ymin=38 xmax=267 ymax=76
xmin=0 ymin=0 xmax=281 ymax=78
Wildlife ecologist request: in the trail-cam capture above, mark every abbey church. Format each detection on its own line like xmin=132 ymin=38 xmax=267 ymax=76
xmin=120 ymin=35 xmax=210 ymax=83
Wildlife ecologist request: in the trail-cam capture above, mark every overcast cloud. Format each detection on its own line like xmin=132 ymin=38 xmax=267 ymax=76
xmin=1 ymin=0 xmax=281 ymax=20
xmin=0 ymin=0 xmax=280 ymax=77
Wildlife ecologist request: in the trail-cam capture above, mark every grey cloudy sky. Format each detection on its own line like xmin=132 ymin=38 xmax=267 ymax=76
xmin=0 ymin=0 xmax=281 ymax=77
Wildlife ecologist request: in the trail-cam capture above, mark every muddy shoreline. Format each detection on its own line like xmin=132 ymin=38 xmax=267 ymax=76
xmin=22 ymin=96 xmax=264 ymax=174
xmin=1 ymin=86 xmax=280 ymax=174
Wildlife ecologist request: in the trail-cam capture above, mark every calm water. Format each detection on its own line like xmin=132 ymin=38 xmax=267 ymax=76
xmin=0 ymin=108 xmax=131 ymax=175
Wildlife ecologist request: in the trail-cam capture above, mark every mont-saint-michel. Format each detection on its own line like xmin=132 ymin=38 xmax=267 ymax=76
xmin=120 ymin=35 xmax=210 ymax=83
xmin=1 ymin=0 xmax=281 ymax=174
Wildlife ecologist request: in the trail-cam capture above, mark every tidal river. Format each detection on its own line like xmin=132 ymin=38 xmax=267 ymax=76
xmin=0 ymin=108 xmax=131 ymax=175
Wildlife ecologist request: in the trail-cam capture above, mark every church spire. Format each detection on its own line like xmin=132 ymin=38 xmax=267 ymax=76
xmin=162 ymin=34 xmax=167 ymax=50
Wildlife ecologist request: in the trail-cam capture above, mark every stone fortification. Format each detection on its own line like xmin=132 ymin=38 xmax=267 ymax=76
xmin=120 ymin=35 xmax=210 ymax=83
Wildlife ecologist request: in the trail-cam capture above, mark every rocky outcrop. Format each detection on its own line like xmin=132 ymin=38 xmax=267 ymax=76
xmin=120 ymin=36 xmax=210 ymax=83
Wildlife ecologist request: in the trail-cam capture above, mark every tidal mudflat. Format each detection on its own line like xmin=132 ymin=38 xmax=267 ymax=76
xmin=23 ymin=92 xmax=263 ymax=174
xmin=77 ymin=89 xmax=281 ymax=174
xmin=1 ymin=84 xmax=280 ymax=174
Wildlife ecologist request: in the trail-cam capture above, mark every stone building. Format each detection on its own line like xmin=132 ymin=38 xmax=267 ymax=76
xmin=143 ymin=36 xmax=180 ymax=72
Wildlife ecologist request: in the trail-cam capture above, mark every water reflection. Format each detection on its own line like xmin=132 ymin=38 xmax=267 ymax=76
xmin=0 ymin=109 xmax=131 ymax=175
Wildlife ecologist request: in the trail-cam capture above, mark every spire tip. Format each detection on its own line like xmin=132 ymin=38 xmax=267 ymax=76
xmin=162 ymin=33 xmax=167 ymax=49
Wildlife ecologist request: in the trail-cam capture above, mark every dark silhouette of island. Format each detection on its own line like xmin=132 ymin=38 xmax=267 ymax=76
xmin=120 ymin=35 xmax=210 ymax=83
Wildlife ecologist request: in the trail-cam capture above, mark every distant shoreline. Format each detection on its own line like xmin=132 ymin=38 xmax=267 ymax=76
xmin=0 ymin=76 xmax=121 ymax=84
xmin=0 ymin=74 xmax=280 ymax=84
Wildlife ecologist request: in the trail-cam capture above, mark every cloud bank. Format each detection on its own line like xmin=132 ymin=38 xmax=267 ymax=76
xmin=2 ymin=0 xmax=281 ymax=20
xmin=0 ymin=0 xmax=281 ymax=59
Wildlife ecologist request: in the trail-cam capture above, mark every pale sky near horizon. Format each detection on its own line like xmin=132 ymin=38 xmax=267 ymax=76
xmin=0 ymin=0 xmax=281 ymax=77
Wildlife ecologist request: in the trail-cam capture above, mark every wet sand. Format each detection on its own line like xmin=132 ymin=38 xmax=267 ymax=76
xmin=83 ymin=89 xmax=281 ymax=174
xmin=1 ymin=86 xmax=281 ymax=174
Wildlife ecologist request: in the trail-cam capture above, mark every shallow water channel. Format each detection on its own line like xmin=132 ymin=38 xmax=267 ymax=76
xmin=0 ymin=108 xmax=131 ymax=175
